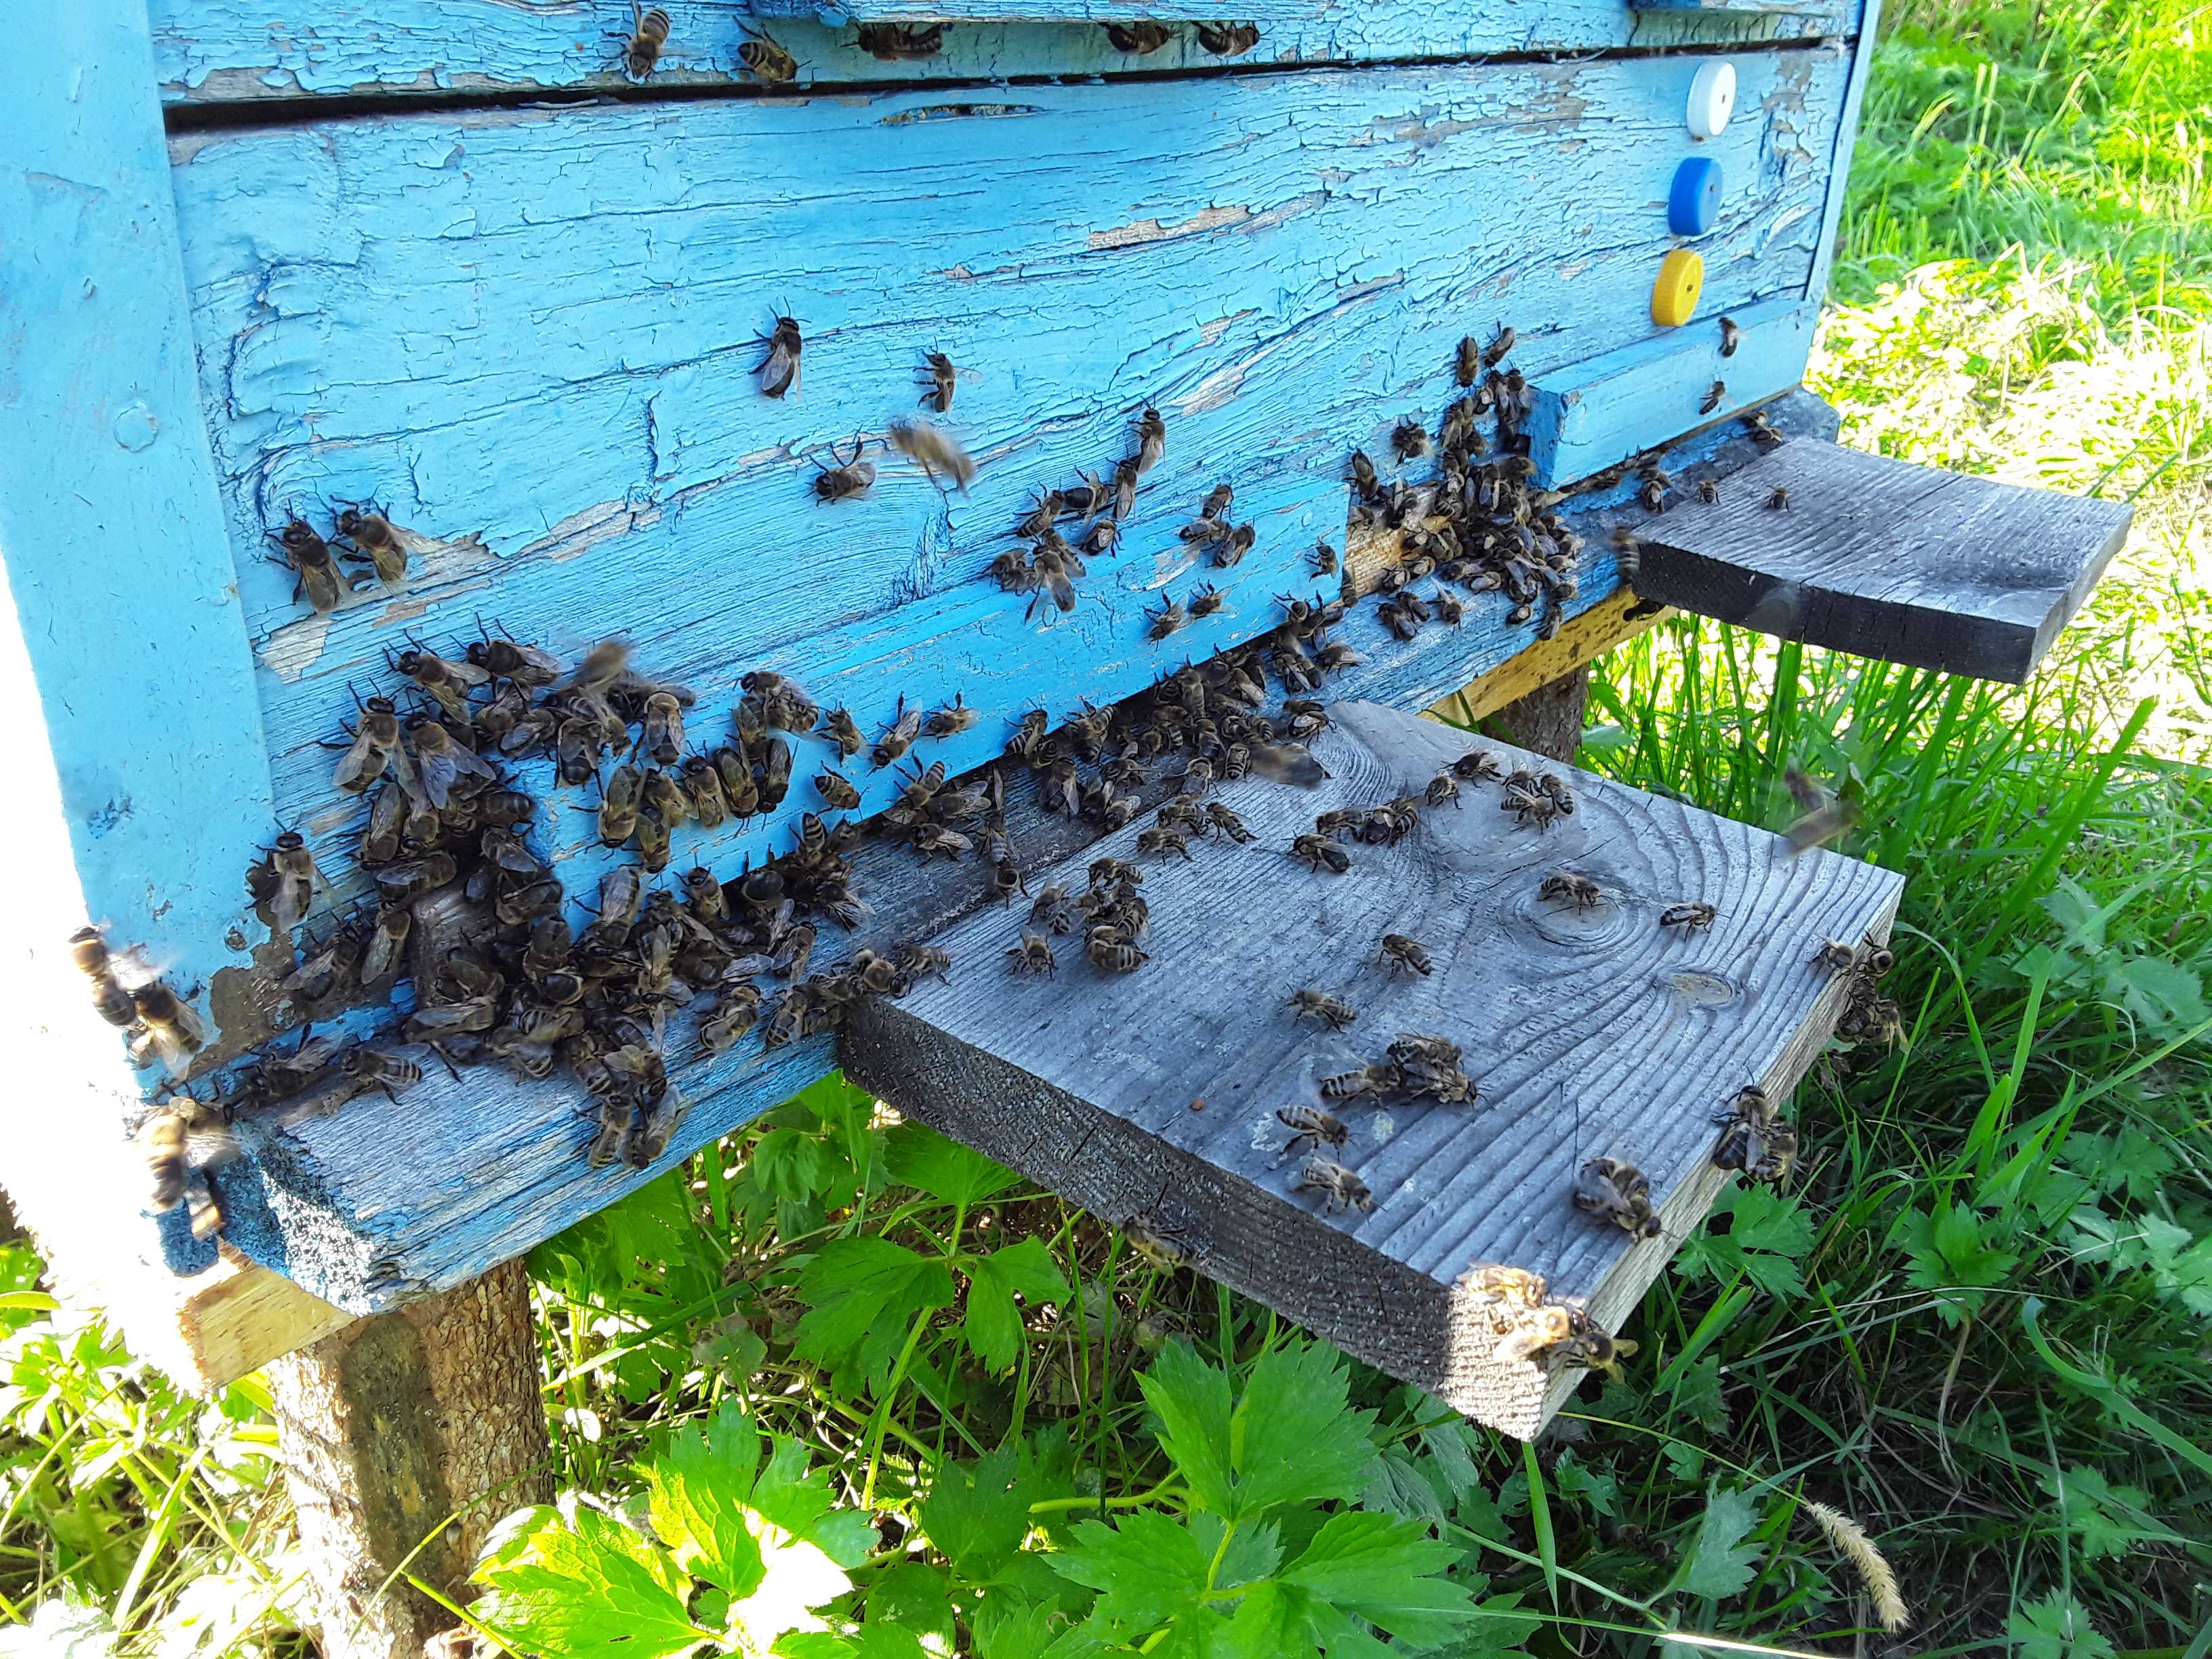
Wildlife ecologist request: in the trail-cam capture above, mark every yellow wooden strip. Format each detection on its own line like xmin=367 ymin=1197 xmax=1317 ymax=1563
xmin=1425 ymin=590 xmax=1673 ymax=727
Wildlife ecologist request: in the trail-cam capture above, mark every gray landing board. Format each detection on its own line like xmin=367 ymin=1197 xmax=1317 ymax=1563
xmin=842 ymin=700 xmax=1904 ymax=1437
xmin=1622 ymin=441 xmax=2131 ymax=683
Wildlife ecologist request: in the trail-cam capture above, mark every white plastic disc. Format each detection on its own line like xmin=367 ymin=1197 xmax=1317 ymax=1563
xmin=1687 ymin=60 xmax=1738 ymax=140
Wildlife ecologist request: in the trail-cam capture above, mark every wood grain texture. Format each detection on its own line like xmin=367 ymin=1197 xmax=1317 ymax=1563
xmin=164 ymin=50 xmax=1845 ymax=947
xmin=268 ymin=1261 xmax=550 ymax=1659
xmin=150 ymin=0 xmax=1855 ymax=103
xmin=844 ymin=699 xmax=1902 ymax=1435
xmin=1527 ymin=298 xmax=1820 ymax=487
xmin=199 ymin=395 xmax=1837 ymax=1317
xmin=1620 ymin=439 xmax=2133 ymax=682
xmin=1483 ymin=668 xmax=1591 ymax=762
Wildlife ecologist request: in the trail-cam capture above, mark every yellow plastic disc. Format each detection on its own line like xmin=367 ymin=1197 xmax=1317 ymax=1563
xmin=1651 ymin=248 xmax=1705 ymax=327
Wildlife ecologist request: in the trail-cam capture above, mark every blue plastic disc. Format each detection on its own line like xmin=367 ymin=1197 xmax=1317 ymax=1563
xmin=1669 ymin=156 xmax=1723 ymax=237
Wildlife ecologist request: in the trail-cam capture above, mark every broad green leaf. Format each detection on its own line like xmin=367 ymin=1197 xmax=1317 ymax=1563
xmin=644 ymin=1401 xmax=771 ymax=1598
xmin=1356 ymin=1452 xmax=1447 ymax=1527
xmin=728 ymin=1533 xmax=853 ymax=1654
xmin=793 ymin=1237 xmax=958 ymax=1386
xmin=1674 ymin=1484 xmax=1762 ymax=1601
xmin=752 ymin=1129 xmax=832 ymax=1202
xmin=1417 ymin=1418 xmax=1483 ymax=1506
xmin=2009 ymin=1590 xmax=2118 ymax=1659
xmin=1727 ymin=1185 xmax=1815 ymax=1258
xmin=2102 ymin=951 xmax=2207 ymax=1036
xmin=1136 ymin=1343 xmax=1237 ymax=1515
xmin=884 ymin=1122 xmax=1021 ymax=1206
xmin=1190 ymin=1513 xmax=1282 ymax=1591
xmin=1550 ymin=1451 xmax=1619 ymax=1520
xmin=1052 ymin=1511 xmax=1211 ymax=1630
xmin=962 ymin=1237 xmax=1070 ymax=1372
xmin=473 ymin=1507 xmax=707 ymax=1659
xmin=1280 ymin=1511 xmax=1479 ymax=1646
xmin=865 ymin=1559 xmax=956 ymax=1647
xmin=1229 ymin=1343 xmax=1378 ymax=1517
xmin=921 ymin=1446 xmax=1042 ymax=1580
xmin=751 ymin=1436 xmax=877 ymax=1568
xmin=1208 ymin=1580 xmax=1303 ymax=1658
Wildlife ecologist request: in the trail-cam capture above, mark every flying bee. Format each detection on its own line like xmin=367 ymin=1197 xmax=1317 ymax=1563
xmin=1285 ymin=989 xmax=1356 ymax=1030
xmin=141 ymin=1111 xmax=192 ymax=1212
xmin=873 ymin=697 xmax=923 ymax=769
xmin=813 ymin=434 xmax=874 ymax=502
xmin=1700 ymin=380 xmax=1727 ymax=416
xmin=922 ymin=694 xmax=977 ymax=739
xmin=1194 ymin=20 xmax=1261 ymax=54
xmin=1659 ymin=902 xmax=1717 ymax=935
xmin=332 ymin=696 xmax=417 ymax=798
xmin=1574 ymin=1156 xmax=1662 ymax=1240
xmin=594 ymin=764 xmax=643 ymax=846
xmin=857 ymin=21 xmax=943 ymax=58
xmin=737 ymin=24 xmax=796 ymax=81
xmin=1781 ymin=766 xmax=1857 ymax=853
xmin=1378 ymin=934 xmax=1433 ymax=977
xmin=394 ymin=644 xmax=490 ymax=722
xmin=270 ymin=516 xmax=343 ymax=614
xmin=68 ymin=926 xmax=139 ymax=1028
xmin=1539 ymin=871 xmax=1601 ymax=910
xmin=1293 ymin=1156 xmax=1372 ymax=1214
xmin=131 ymin=981 xmax=204 ymax=1071
xmin=1290 ymin=832 xmax=1350 ymax=874
xmin=1389 ymin=417 xmax=1430 ymax=462
xmin=1277 ymin=1105 xmax=1348 ymax=1157
xmin=1104 ymin=20 xmax=1170 ymax=51
xmin=917 ymin=349 xmax=960 ymax=413
xmin=1719 ymin=315 xmax=1743 ymax=356
xmin=1006 ymin=932 xmax=1057 ymax=977
xmin=887 ymin=416 xmax=977 ymax=493
xmin=1084 ymin=925 xmax=1149 ymax=973
xmin=1811 ymin=937 xmax=1858 ymax=975
xmin=613 ymin=3 xmax=672 ymax=75
xmin=813 ymin=766 xmax=859 ymax=811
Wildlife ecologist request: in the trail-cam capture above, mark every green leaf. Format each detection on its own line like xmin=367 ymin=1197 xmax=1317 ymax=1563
xmin=473 ymin=1507 xmax=708 ymax=1659
xmin=645 ymin=1401 xmax=769 ymax=1597
xmin=1208 ymin=1580 xmax=1303 ymax=1658
xmin=1357 ymin=1450 xmax=1447 ymax=1528
xmin=1674 ymin=1483 xmax=1763 ymax=1601
xmin=1192 ymin=1513 xmax=1282 ymax=1591
xmin=1896 ymin=1201 xmax=2019 ymax=1323
xmin=1727 ymin=1184 xmax=1816 ymax=1258
xmin=1280 ymin=1511 xmax=1479 ymax=1646
xmin=1136 ymin=1343 xmax=1237 ymax=1516
xmin=1052 ymin=1511 xmax=1211 ymax=1631
xmin=866 ymin=1559 xmax=956 ymax=1647
xmin=2009 ymin=1590 xmax=2118 ymax=1659
xmin=1550 ymin=1450 xmax=1618 ymax=1520
xmin=921 ymin=1446 xmax=1042 ymax=1581
xmin=972 ymin=1592 xmax=1106 ymax=1659
xmin=962 ymin=1237 xmax=1070 ymax=1372
xmin=750 ymin=1436 xmax=877 ymax=1568
xmin=1140 ymin=1339 xmax=1380 ymax=1521
xmin=752 ymin=1128 xmax=832 ymax=1202
xmin=2101 ymin=951 xmax=2207 ymax=1036
xmin=884 ymin=1122 xmax=1021 ymax=1206
xmin=793 ymin=1237 xmax=958 ymax=1387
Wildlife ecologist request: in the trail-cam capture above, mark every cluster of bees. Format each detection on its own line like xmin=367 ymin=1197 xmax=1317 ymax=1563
xmin=609 ymin=3 xmax=1265 ymax=83
xmin=987 ymin=410 xmax=1174 ymax=623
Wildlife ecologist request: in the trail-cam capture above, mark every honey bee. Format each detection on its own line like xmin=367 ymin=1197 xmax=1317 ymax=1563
xmin=1700 ymin=380 xmax=1727 ymax=416
xmin=407 ymin=718 xmax=497 ymax=811
xmin=1194 ymin=19 xmax=1261 ymax=53
xmin=713 ymin=743 xmax=760 ymax=819
xmin=340 ymin=1046 xmax=422 ymax=1105
xmin=1425 ymin=772 xmax=1462 ymax=811
xmin=332 ymin=503 xmax=413 ymax=588
xmin=1573 ymin=1156 xmax=1662 ymax=1240
xmin=346 ymin=901 xmax=411 ymax=989
xmin=131 ymin=981 xmax=205 ymax=1071
xmin=68 ymin=926 xmax=140 ymax=1028
xmin=1105 ymin=20 xmax=1170 ymax=51
xmin=629 ymin=692 xmax=682 ymax=766
xmin=1482 ymin=324 xmax=1517 ymax=368
xmin=810 ymin=707 xmax=861 ymax=761
xmin=270 ymin=516 xmax=344 ymax=614
xmin=1719 ymin=315 xmax=1743 ymax=356
xmin=1858 ymin=935 xmax=1895 ymax=977
xmin=1109 ymin=457 xmax=1139 ymax=520
xmin=466 ymin=628 xmax=562 ymax=688
xmin=857 ymin=21 xmax=943 ymax=59
xmin=1539 ymin=871 xmax=1601 ymax=910
xmin=1781 ymin=766 xmax=1858 ymax=854
xmin=1811 ymin=938 xmax=1858 ymax=975
xmin=887 ymin=417 xmax=977 ymax=493
xmin=1698 ymin=477 xmax=1721 ymax=505
xmin=1084 ymin=925 xmax=1149 ymax=973
xmin=1391 ymin=418 xmax=1430 ymax=462
xmin=1145 ymin=597 xmax=1188 ymax=642
xmin=895 ymin=941 xmax=953 ymax=986
xmin=1293 ymin=1156 xmax=1372 ymax=1214
xmin=1711 ymin=1084 xmax=1796 ymax=1185
xmin=1319 ymin=1063 xmax=1399 ymax=1101
xmin=1541 ymin=1305 xmax=1639 ymax=1380
xmin=613 ymin=3 xmax=672 ymax=76
xmin=593 ymin=764 xmax=642 ymax=846
xmin=737 ymin=24 xmax=796 ymax=81
xmin=873 ymin=697 xmax=923 ymax=769
xmin=1637 ymin=472 xmax=1668 ymax=514
xmin=394 ymin=644 xmax=490 ymax=722
xmin=809 ymin=434 xmax=874 ymax=502
xmin=758 ymin=736 xmax=794 ymax=810
xmin=1277 ymin=1104 xmax=1347 ymax=1156
xmin=1284 ymin=989 xmax=1356 ymax=1030
xmin=1132 ymin=407 xmax=1167 ymax=474
xmin=813 ymin=766 xmax=860 ymax=811
xmin=1134 ymin=825 xmax=1193 ymax=862
xmin=1290 ymin=833 xmax=1350 ymax=874
xmin=912 ymin=694 xmax=975 ymax=741
xmin=916 ymin=350 xmax=962 ymax=415
xmin=1311 ymin=539 xmax=1338 ymax=575
xmin=1204 ymin=803 xmax=1252 ymax=843
xmin=1006 ymin=932 xmax=1057 ymax=977
xmin=632 ymin=807 xmax=672 ymax=873
xmin=332 ymin=697 xmax=416 ymax=798
xmin=1378 ymin=934 xmax=1433 ymax=977
xmin=141 ymin=1111 xmax=192 ymax=1212
xmin=1187 ymin=583 xmax=1225 ymax=619
xmin=1658 ymin=902 xmax=1717 ymax=935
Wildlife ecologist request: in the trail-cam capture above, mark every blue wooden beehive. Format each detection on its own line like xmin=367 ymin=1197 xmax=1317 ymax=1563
xmin=0 ymin=1 xmax=2127 ymax=1424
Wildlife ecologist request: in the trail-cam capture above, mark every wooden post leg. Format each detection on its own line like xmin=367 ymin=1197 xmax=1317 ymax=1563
xmin=1486 ymin=664 xmax=1590 ymax=764
xmin=266 ymin=1260 xmax=551 ymax=1659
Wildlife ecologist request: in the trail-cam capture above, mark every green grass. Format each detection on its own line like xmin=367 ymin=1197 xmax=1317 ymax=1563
xmin=3 ymin=2 xmax=2208 ymax=1654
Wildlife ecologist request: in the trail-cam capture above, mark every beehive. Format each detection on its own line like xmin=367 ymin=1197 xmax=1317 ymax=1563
xmin=0 ymin=1 xmax=2125 ymax=1435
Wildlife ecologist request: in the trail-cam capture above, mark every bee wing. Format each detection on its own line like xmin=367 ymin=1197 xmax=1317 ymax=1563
xmin=411 ymin=744 xmax=459 ymax=809
xmin=758 ymin=337 xmax=799 ymax=398
xmin=271 ymin=876 xmax=313 ymax=935
xmin=333 ymin=726 xmax=386 ymax=793
xmin=451 ymin=742 xmax=499 ymax=782
xmin=443 ymin=657 xmax=493 ymax=689
xmin=491 ymin=840 xmax=542 ymax=875
xmin=364 ymin=544 xmax=409 ymax=586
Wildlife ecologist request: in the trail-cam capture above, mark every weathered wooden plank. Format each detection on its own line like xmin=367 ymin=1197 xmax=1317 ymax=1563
xmin=1619 ymin=440 xmax=2133 ymax=683
xmin=150 ymin=0 xmax=1855 ymax=104
xmin=1807 ymin=0 xmax=1883 ymax=304
xmin=192 ymin=392 xmax=1838 ymax=1317
xmin=1527 ymin=298 xmax=1820 ymax=487
xmin=844 ymin=699 xmax=1903 ymax=1435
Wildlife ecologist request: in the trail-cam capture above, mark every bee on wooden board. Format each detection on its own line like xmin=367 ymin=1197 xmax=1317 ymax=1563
xmin=813 ymin=435 xmax=875 ymax=502
xmin=1659 ymin=901 xmax=1716 ymax=935
xmin=68 ymin=926 xmax=140 ymax=1029
xmin=857 ymin=21 xmax=943 ymax=59
xmin=873 ymin=697 xmax=924 ymax=769
xmin=1391 ymin=418 xmax=1430 ymax=462
xmin=1719 ymin=315 xmax=1744 ymax=357
xmin=1320 ymin=1063 xmax=1399 ymax=1101
xmin=1277 ymin=1105 xmax=1347 ymax=1158
xmin=269 ymin=515 xmax=344 ymax=615
xmin=1105 ymin=20 xmax=1171 ymax=52
xmin=340 ymin=1046 xmax=422 ymax=1105
xmin=813 ymin=766 xmax=860 ymax=811
xmin=1378 ymin=933 xmax=1433 ymax=977
xmin=1483 ymin=324 xmax=1517 ymax=368
xmin=1084 ymin=924 xmax=1149 ymax=973
xmin=917 ymin=349 xmax=961 ymax=414
xmin=1134 ymin=825 xmax=1193 ymax=861
xmin=1573 ymin=1155 xmax=1662 ymax=1240
xmin=1132 ymin=407 xmax=1167 ymax=474
xmin=1006 ymin=932 xmax=1057 ymax=977
xmin=131 ymin=981 xmax=205 ymax=1071
xmin=752 ymin=310 xmax=802 ymax=401
xmin=1146 ymin=597 xmax=1188 ymax=642
xmin=737 ymin=25 xmax=797 ymax=83
xmin=1194 ymin=20 xmax=1261 ymax=54
xmin=1700 ymin=380 xmax=1727 ymax=416
xmin=333 ymin=503 xmax=412 ymax=589
xmin=612 ymin=3 xmax=672 ymax=77
xmin=1311 ymin=539 xmax=1338 ymax=575
xmin=1425 ymin=771 xmax=1461 ymax=811
xmin=814 ymin=705 xmax=863 ymax=760
xmin=1711 ymin=1084 xmax=1797 ymax=1186
xmin=1767 ymin=485 xmax=1792 ymax=512
xmin=1539 ymin=870 xmax=1601 ymax=911
xmin=255 ymin=830 xmax=323 ymax=935
xmin=1291 ymin=832 xmax=1350 ymax=874
xmin=1285 ymin=988 xmax=1357 ymax=1030
xmin=1544 ymin=1305 xmax=1639 ymax=1381
xmin=467 ymin=626 xmax=562 ymax=689
xmin=887 ymin=417 xmax=977 ymax=493
xmin=1697 ymin=477 xmax=1722 ymax=505
xmin=1293 ymin=1156 xmax=1372 ymax=1215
